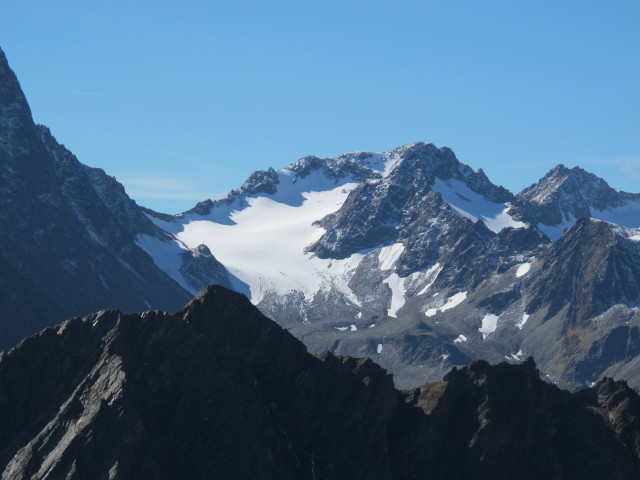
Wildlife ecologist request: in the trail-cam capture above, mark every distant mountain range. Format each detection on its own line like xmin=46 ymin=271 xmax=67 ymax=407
xmin=2 ymin=46 xmax=640 ymax=393
xmin=142 ymin=144 xmax=640 ymax=391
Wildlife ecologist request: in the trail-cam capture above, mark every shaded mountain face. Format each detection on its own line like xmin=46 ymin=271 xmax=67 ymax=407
xmin=0 ymin=49 xmax=231 ymax=350
xmin=1 ymin=286 xmax=639 ymax=479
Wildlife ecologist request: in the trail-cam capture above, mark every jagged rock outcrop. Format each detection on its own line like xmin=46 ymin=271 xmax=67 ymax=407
xmin=0 ymin=286 xmax=638 ymax=479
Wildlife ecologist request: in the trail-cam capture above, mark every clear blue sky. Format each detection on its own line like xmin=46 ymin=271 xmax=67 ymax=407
xmin=1 ymin=0 xmax=639 ymax=213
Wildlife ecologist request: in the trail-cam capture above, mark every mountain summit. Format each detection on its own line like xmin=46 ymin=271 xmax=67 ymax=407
xmin=516 ymin=164 xmax=640 ymax=240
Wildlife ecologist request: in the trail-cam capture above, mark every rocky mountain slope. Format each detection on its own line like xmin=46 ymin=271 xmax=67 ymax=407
xmin=1 ymin=285 xmax=639 ymax=479
xmin=0 ymin=48 xmax=231 ymax=350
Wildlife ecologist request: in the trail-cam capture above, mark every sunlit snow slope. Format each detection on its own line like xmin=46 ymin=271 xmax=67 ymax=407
xmin=178 ymin=176 xmax=363 ymax=303
xmin=145 ymin=159 xmax=391 ymax=305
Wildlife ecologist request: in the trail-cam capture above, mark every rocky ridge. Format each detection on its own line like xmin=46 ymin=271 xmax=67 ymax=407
xmin=1 ymin=285 xmax=639 ymax=479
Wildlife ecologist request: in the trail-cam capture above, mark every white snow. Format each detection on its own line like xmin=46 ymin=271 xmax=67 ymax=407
xmin=378 ymin=243 xmax=405 ymax=270
xmin=538 ymin=214 xmax=576 ymax=241
xmin=350 ymin=324 xmax=358 ymax=332
xmin=135 ymin=234 xmax=192 ymax=293
xmin=517 ymin=313 xmax=529 ymax=329
xmin=383 ymin=273 xmax=406 ymax=318
xmin=535 ymin=199 xmax=640 ymax=241
xmin=511 ymin=349 xmax=524 ymax=360
xmin=335 ymin=326 xmax=349 ymax=331
xmin=377 ymin=343 xmax=383 ymax=354
xmin=479 ymin=314 xmax=499 ymax=339
xmin=453 ymin=334 xmax=467 ymax=344
xmin=440 ymin=292 xmax=468 ymax=312
xmin=591 ymin=201 xmax=640 ymax=228
xmin=431 ymin=178 xmax=526 ymax=233
xmin=424 ymin=292 xmax=467 ymax=318
xmin=417 ymin=263 xmax=443 ymax=295
xmin=174 ymin=170 xmax=364 ymax=304
xmin=515 ymin=262 xmax=531 ymax=278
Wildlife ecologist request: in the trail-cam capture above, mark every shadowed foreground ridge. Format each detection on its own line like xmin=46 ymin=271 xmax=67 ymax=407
xmin=1 ymin=285 xmax=639 ymax=479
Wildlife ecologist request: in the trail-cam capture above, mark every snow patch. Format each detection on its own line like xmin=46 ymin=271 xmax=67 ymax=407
xmin=453 ymin=334 xmax=467 ymax=344
xmin=431 ymin=178 xmax=526 ymax=233
xmin=538 ymin=214 xmax=576 ymax=241
xmin=135 ymin=234 xmax=192 ymax=293
xmin=515 ymin=262 xmax=531 ymax=278
xmin=441 ymin=292 xmax=467 ymax=312
xmin=417 ymin=263 xmax=442 ymax=295
xmin=378 ymin=243 xmax=405 ymax=270
xmin=377 ymin=343 xmax=383 ymax=354
xmin=517 ymin=313 xmax=529 ymax=329
xmin=383 ymin=273 xmax=406 ymax=318
xmin=479 ymin=314 xmax=499 ymax=339
xmin=350 ymin=324 xmax=358 ymax=332
xmin=424 ymin=292 xmax=467 ymax=317
xmin=335 ymin=326 xmax=349 ymax=331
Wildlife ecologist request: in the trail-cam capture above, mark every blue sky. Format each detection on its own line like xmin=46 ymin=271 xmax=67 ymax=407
xmin=1 ymin=0 xmax=639 ymax=213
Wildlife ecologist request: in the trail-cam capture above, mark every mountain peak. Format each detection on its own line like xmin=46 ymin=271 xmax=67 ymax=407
xmin=522 ymin=164 xmax=614 ymax=205
xmin=515 ymin=164 xmax=640 ymax=236
xmin=0 ymin=48 xmax=37 ymax=151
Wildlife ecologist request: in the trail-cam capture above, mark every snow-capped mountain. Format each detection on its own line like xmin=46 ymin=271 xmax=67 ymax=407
xmin=140 ymin=145 xmax=640 ymax=391
xmin=515 ymin=164 xmax=640 ymax=240
xmin=3 ymin=44 xmax=640 ymax=392
xmin=0 ymin=48 xmax=231 ymax=350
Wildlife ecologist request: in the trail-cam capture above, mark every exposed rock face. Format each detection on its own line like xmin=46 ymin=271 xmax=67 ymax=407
xmin=527 ymin=219 xmax=640 ymax=322
xmin=0 ymin=286 xmax=638 ymax=479
xmin=0 ymin=48 xmax=230 ymax=350
xmin=307 ymin=142 xmax=514 ymax=264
